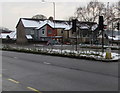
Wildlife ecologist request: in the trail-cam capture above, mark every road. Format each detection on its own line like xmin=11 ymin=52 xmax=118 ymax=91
xmin=2 ymin=51 xmax=118 ymax=92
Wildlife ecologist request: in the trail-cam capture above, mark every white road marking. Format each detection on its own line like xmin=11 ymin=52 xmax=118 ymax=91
xmin=43 ymin=62 xmax=51 ymax=65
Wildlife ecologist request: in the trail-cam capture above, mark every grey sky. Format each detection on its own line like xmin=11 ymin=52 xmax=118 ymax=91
xmin=0 ymin=0 xmax=119 ymax=30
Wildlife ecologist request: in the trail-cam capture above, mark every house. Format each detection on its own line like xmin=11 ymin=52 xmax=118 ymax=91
xmin=68 ymin=21 xmax=98 ymax=44
xmin=0 ymin=31 xmax=16 ymax=40
xmin=16 ymin=18 xmax=98 ymax=44
xmin=0 ymin=31 xmax=17 ymax=43
xmin=16 ymin=18 xmax=72 ymax=44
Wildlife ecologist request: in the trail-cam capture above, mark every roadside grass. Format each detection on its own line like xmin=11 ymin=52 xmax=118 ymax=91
xmin=1 ymin=44 xmax=119 ymax=62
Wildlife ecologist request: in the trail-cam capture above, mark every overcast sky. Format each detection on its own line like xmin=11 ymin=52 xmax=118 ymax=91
xmin=0 ymin=0 xmax=119 ymax=31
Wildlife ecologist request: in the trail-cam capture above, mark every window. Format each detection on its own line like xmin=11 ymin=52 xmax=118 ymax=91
xmin=48 ymin=30 xmax=52 ymax=34
xmin=42 ymin=29 xmax=45 ymax=35
xmin=42 ymin=31 xmax=44 ymax=35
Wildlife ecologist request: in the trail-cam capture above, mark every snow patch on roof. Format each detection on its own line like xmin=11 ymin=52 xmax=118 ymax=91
xmin=108 ymin=35 xmax=120 ymax=40
xmin=26 ymin=35 xmax=33 ymax=39
xmin=9 ymin=31 xmax=16 ymax=39
xmin=91 ymin=24 xmax=98 ymax=31
xmin=64 ymin=26 xmax=72 ymax=30
xmin=80 ymin=26 xmax=89 ymax=29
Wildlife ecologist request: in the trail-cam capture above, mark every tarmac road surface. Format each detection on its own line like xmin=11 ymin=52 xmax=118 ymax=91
xmin=2 ymin=51 xmax=118 ymax=92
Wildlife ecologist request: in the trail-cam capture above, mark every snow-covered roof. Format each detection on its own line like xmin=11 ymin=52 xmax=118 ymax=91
xmin=80 ymin=26 xmax=89 ymax=29
xmin=21 ymin=19 xmax=98 ymax=31
xmin=91 ymin=24 xmax=98 ymax=31
xmin=9 ymin=31 xmax=16 ymax=39
xmin=21 ymin=19 xmax=72 ymax=30
xmin=26 ymin=35 xmax=33 ymax=39
xmin=0 ymin=33 xmax=9 ymax=39
xmin=37 ymin=20 xmax=71 ymax=29
xmin=0 ymin=31 xmax=16 ymax=39
xmin=99 ymin=35 xmax=120 ymax=41
xmin=108 ymin=36 xmax=113 ymax=40
xmin=108 ymin=35 xmax=120 ymax=40
xmin=64 ymin=26 xmax=72 ymax=30
xmin=21 ymin=19 xmax=40 ymax=28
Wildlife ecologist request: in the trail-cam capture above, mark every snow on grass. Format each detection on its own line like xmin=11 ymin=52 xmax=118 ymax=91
xmin=2 ymin=44 xmax=120 ymax=61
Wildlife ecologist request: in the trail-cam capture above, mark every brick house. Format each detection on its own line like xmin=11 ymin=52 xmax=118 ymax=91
xmin=16 ymin=18 xmax=98 ymax=44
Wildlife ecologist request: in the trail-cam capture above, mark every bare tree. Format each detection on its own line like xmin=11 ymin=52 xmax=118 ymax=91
xmin=75 ymin=0 xmax=105 ymax=22
xmin=32 ymin=14 xmax=47 ymax=20
xmin=75 ymin=0 xmax=119 ymax=24
xmin=118 ymin=1 xmax=120 ymax=17
xmin=104 ymin=1 xmax=120 ymax=25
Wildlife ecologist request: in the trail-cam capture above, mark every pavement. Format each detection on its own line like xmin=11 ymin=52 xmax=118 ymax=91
xmin=2 ymin=51 xmax=118 ymax=92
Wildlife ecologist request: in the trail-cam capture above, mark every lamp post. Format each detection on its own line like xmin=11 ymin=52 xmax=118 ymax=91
xmin=53 ymin=2 xmax=56 ymax=40
xmin=53 ymin=2 xmax=55 ymax=24
xmin=41 ymin=0 xmax=55 ymax=24
xmin=41 ymin=0 xmax=56 ymax=41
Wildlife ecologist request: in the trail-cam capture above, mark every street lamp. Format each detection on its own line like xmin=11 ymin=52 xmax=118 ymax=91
xmin=52 ymin=2 xmax=55 ymax=42
xmin=41 ymin=0 xmax=55 ymax=24
xmin=41 ymin=0 xmax=55 ymax=39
